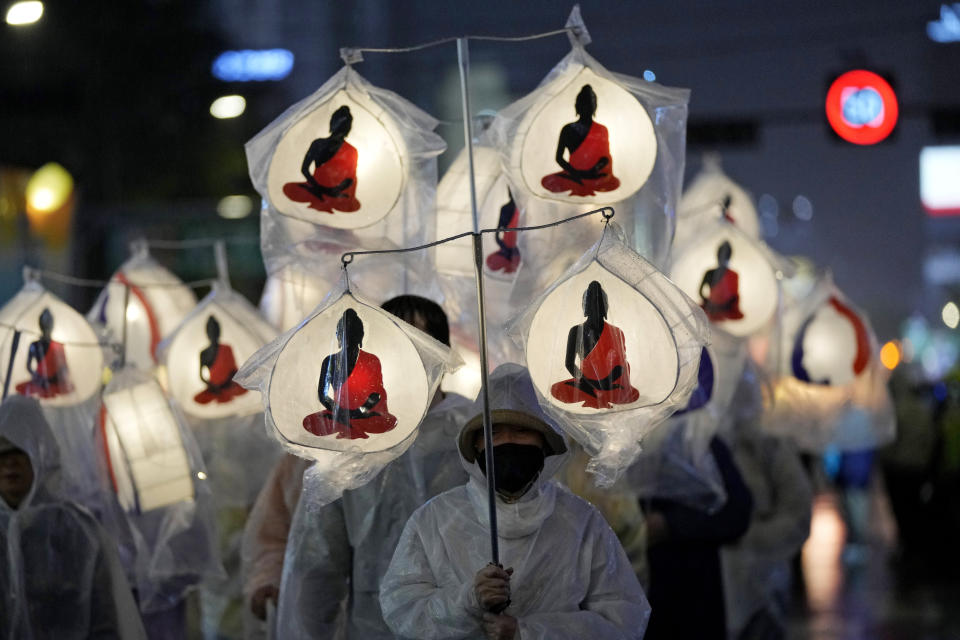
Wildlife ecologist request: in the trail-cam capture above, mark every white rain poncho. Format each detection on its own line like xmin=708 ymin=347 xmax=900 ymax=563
xmin=719 ymin=365 xmax=812 ymax=639
xmin=379 ymin=363 xmax=650 ymax=640
xmin=0 ymin=395 xmax=146 ymax=640
xmin=275 ymin=392 xmax=472 ymax=639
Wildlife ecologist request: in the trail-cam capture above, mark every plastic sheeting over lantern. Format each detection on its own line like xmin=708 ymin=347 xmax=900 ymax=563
xmin=88 ymin=245 xmax=198 ymax=370
xmin=236 ymin=280 xmax=461 ymax=507
xmin=248 ymin=65 xmax=446 ymax=303
xmin=159 ymin=283 xmax=276 ymax=420
xmin=759 ymin=270 xmax=895 ymax=452
xmin=677 ymin=158 xmax=760 ymax=245
xmin=0 ymin=279 xmax=104 ymax=407
xmin=669 ymin=216 xmax=781 ymax=338
xmin=100 ymin=368 xmax=196 ymax=513
xmin=509 ymin=222 xmax=710 ymax=485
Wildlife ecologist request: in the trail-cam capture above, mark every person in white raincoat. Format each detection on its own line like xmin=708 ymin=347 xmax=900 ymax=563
xmin=379 ymin=363 xmax=650 ymax=640
xmin=0 ymin=395 xmax=146 ymax=640
xmin=274 ymin=295 xmax=474 ymax=639
xmin=720 ymin=366 xmax=812 ymax=640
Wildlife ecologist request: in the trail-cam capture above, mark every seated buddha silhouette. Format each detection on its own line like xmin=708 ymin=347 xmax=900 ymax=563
xmin=302 ymin=308 xmax=397 ymax=439
xmin=485 ymin=189 xmax=521 ymax=274
xmin=16 ymin=308 xmax=74 ymax=399
xmin=698 ymin=240 xmax=744 ymax=322
xmin=283 ymin=105 xmax=361 ymax=213
xmin=541 ymin=84 xmax=621 ymax=197
xmin=550 ymin=280 xmax=640 ymax=409
xmin=193 ymin=315 xmax=247 ymax=405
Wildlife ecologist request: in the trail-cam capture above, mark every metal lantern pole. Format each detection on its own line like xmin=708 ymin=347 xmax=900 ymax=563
xmin=457 ymin=36 xmax=501 ymax=565
xmin=2 ymin=330 xmax=21 ymax=401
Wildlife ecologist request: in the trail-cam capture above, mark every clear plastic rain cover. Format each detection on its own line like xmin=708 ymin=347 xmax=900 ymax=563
xmin=235 ymin=275 xmax=462 ymax=509
xmin=489 ymin=38 xmax=689 ymax=294
xmin=508 ymin=222 xmax=709 ymax=485
xmin=760 ymin=270 xmax=895 ymax=452
xmin=87 ymin=244 xmax=198 ymax=371
xmin=247 ymin=64 xmax=446 ymax=305
xmin=676 ymin=155 xmax=761 ymax=245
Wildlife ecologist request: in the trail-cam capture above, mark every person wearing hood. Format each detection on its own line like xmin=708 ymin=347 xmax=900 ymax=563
xmin=379 ymin=363 xmax=650 ymax=640
xmin=0 ymin=394 xmax=147 ymax=639
xmin=271 ymin=295 xmax=474 ymax=639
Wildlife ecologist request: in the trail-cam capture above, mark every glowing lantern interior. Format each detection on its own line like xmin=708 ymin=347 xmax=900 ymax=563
xmin=512 ymin=65 xmax=657 ymax=205
xmin=0 ymin=283 xmax=103 ymax=407
xmin=267 ymin=88 xmax=405 ymax=229
xmin=268 ymin=294 xmax=431 ymax=452
xmin=101 ymin=376 xmax=194 ymax=513
xmin=526 ymin=262 xmax=679 ymax=415
xmin=670 ymin=222 xmax=778 ymax=337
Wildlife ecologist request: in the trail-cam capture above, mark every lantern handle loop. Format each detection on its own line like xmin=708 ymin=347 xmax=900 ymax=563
xmin=2 ymin=329 xmax=21 ymax=401
xmin=22 ymin=266 xmax=41 ymax=285
xmin=565 ymin=4 xmax=592 ymax=48
xmin=214 ymin=240 xmax=231 ymax=290
xmin=340 ymin=47 xmax=364 ymax=65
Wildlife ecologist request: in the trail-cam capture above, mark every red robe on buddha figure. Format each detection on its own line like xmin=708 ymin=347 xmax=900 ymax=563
xmin=551 ymin=323 xmax=640 ymax=409
xmin=194 ymin=343 xmax=248 ymax=405
xmin=302 ymin=349 xmax=397 ymax=439
xmin=16 ymin=340 xmax=74 ymax=399
xmin=541 ymin=122 xmax=621 ymax=197
xmin=283 ymin=141 xmax=361 ymax=213
xmin=486 ymin=201 xmax=521 ymax=274
xmin=701 ymin=269 xmax=745 ymax=322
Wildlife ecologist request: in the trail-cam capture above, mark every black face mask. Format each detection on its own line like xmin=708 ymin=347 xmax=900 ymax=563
xmin=477 ymin=443 xmax=546 ymax=497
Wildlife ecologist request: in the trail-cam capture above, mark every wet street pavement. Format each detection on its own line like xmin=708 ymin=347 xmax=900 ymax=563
xmin=787 ymin=494 xmax=960 ymax=640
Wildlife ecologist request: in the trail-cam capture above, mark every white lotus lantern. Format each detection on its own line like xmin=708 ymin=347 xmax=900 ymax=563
xmin=100 ymin=369 xmax=195 ymax=513
xmin=262 ymin=290 xmax=452 ymax=453
xmin=509 ymin=223 xmax=709 ymax=483
xmin=669 ymin=217 xmax=779 ymax=337
xmin=494 ymin=47 xmax=658 ymax=206
xmin=436 ymin=144 xmax=524 ymax=280
xmin=677 ymin=158 xmax=760 ymax=244
xmin=88 ymin=245 xmax=197 ymax=370
xmin=160 ymin=284 xmax=276 ymax=420
xmin=0 ymin=279 xmax=104 ymax=407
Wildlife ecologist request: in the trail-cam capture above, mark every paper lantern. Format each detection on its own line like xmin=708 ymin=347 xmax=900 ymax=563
xmin=669 ymin=217 xmax=779 ymax=337
xmin=88 ymin=246 xmax=197 ymax=370
xmin=161 ymin=284 xmax=276 ymax=419
xmin=436 ymin=144 xmax=525 ymax=280
xmin=248 ymin=65 xmax=444 ymax=232
xmin=264 ymin=291 xmax=448 ymax=453
xmin=258 ymin=266 xmax=330 ymax=332
xmin=99 ymin=369 xmax=195 ymax=513
xmin=509 ymin=223 xmax=709 ymax=484
xmin=492 ymin=46 xmax=659 ymax=206
xmin=677 ymin=159 xmax=760 ymax=242
xmin=0 ymin=280 xmax=103 ymax=407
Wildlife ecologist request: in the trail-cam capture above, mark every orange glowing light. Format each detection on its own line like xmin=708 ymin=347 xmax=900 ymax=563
xmin=880 ymin=341 xmax=900 ymax=370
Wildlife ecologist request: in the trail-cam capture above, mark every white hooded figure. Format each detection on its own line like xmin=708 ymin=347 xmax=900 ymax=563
xmin=0 ymin=395 xmax=147 ymax=640
xmin=270 ymin=294 xmax=474 ymax=639
xmin=379 ymin=363 xmax=650 ymax=640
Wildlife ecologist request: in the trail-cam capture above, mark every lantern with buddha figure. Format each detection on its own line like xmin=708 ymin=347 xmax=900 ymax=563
xmin=160 ymin=283 xmax=276 ymax=420
xmin=243 ymin=284 xmax=457 ymax=456
xmin=493 ymin=47 xmax=658 ymax=206
xmin=248 ymin=64 xmax=445 ymax=232
xmin=509 ymin=223 xmax=709 ymax=483
xmin=0 ymin=278 xmax=103 ymax=407
xmin=436 ymin=143 xmax=524 ymax=280
xmin=677 ymin=158 xmax=760 ymax=244
xmin=100 ymin=368 xmax=196 ymax=513
xmin=88 ymin=245 xmax=197 ymax=370
xmin=669 ymin=216 xmax=780 ymax=338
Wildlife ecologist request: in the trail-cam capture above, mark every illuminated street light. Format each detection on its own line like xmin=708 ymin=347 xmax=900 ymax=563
xmin=210 ymin=95 xmax=246 ymax=119
xmin=216 ymin=195 xmax=253 ymax=219
xmin=880 ymin=341 xmax=900 ymax=370
xmin=5 ymin=1 xmax=43 ymax=25
xmin=942 ymin=301 xmax=960 ymax=329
